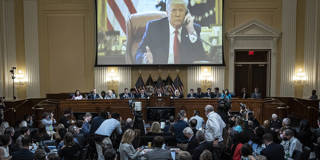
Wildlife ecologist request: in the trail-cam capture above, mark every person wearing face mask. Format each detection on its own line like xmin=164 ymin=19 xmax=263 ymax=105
xmin=280 ymin=129 xmax=302 ymax=159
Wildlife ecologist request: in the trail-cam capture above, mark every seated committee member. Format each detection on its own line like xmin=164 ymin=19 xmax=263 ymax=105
xmin=106 ymin=90 xmax=116 ymax=99
xmin=221 ymin=89 xmax=232 ymax=100
xmin=137 ymin=89 xmax=148 ymax=99
xmin=213 ymin=87 xmax=221 ymax=98
xmin=310 ymin=89 xmax=318 ymax=100
xmin=239 ymin=88 xmax=249 ymax=99
xmin=173 ymin=89 xmax=183 ymax=99
xmin=196 ymin=88 xmax=204 ymax=98
xmin=251 ymin=88 xmax=262 ymax=99
xmin=72 ymin=90 xmax=83 ymax=100
xmin=119 ymin=88 xmax=130 ymax=99
xmin=204 ymin=88 xmax=214 ymax=98
xmin=87 ymin=88 xmax=100 ymax=100
xmin=187 ymin=89 xmax=196 ymax=98
xmin=155 ymin=88 xmax=163 ymax=97
xmin=135 ymin=0 xmax=206 ymax=64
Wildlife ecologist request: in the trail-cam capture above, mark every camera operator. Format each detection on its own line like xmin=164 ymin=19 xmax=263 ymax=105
xmin=216 ymin=99 xmax=231 ymax=124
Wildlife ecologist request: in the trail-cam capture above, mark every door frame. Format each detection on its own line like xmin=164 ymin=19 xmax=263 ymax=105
xmin=227 ymin=20 xmax=281 ymax=96
xmin=234 ymin=49 xmax=271 ymax=97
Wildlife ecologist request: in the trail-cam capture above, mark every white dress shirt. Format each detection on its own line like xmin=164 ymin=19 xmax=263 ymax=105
xmin=168 ymin=24 xmax=198 ymax=64
xmin=205 ymin=111 xmax=226 ymax=142
xmin=95 ymin=118 xmax=122 ymax=136
xmin=281 ymin=137 xmax=303 ymax=158
xmin=190 ymin=115 xmax=204 ymax=130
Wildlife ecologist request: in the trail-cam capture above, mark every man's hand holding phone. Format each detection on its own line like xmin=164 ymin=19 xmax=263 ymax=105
xmin=143 ymin=46 xmax=153 ymax=64
xmin=184 ymin=12 xmax=196 ymax=35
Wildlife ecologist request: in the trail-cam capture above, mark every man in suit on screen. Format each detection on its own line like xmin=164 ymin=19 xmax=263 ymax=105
xmin=135 ymin=0 xmax=206 ymax=64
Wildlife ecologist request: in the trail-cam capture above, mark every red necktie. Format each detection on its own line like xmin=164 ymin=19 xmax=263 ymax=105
xmin=174 ymin=30 xmax=180 ymax=63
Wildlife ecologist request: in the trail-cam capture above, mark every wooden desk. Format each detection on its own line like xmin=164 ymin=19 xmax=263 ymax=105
xmin=4 ymin=97 xmax=318 ymax=127
xmin=58 ymin=98 xmax=264 ymax=123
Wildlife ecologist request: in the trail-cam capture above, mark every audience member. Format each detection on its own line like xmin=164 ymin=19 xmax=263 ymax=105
xmin=12 ymin=136 xmax=34 ymax=160
xmin=281 ymin=129 xmax=302 ymax=159
xmin=0 ymin=134 xmax=11 ymax=159
xmin=47 ymin=152 xmax=59 ymax=160
xmin=204 ymin=105 xmax=226 ymax=142
xmin=192 ymin=130 xmax=212 ymax=160
xmin=270 ymin=113 xmax=282 ymax=132
xmin=189 ymin=110 xmax=204 ymax=130
xmin=178 ymin=151 xmax=192 ymax=160
xmin=148 ymin=122 xmax=162 ymax=136
xmin=24 ymin=115 xmax=33 ymax=128
xmin=81 ymin=112 xmax=92 ymax=135
xmin=199 ymin=149 xmax=212 ymax=160
xmin=59 ymin=110 xmax=72 ymax=129
xmin=41 ymin=112 xmax=56 ymax=132
xmin=90 ymin=112 xmax=107 ymax=135
xmin=58 ymin=132 xmax=81 ymax=159
xmin=261 ymin=133 xmax=284 ymax=160
xmin=104 ymin=144 xmax=116 ymax=160
xmin=173 ymin=112 xmax=189 ymax=144
xmin=119 ymin=129 xmax=142 ymax=160
xmin=145 ymin=136 xmax=171 ymax=160
xmin=0 ymin=122 xmax=9 ymax=135
xmin=183 ymin=127 xmax=198 ymax=154
xmin=189 ymin=119 xmax=198 ymax=135
xmin=296 ymin=120 xmax=313 ymax=150
xmin=240 ymin=143 xmax=255 ymax=160
xmin=34 ymin=149 xmax=46 ymax=160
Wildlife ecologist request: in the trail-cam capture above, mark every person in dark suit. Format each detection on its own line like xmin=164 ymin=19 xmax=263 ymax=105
xmin=261 ymin=133 xmax=285 ymax=160
xmin=145 ymin=136 xmax=172 ymax=160
xmin=135 ymin=0 xmax=206 ymax=64
xmin=87 ymin=88 xmax=101 ymax=100
xmin=187 ymin=89 xmax=196 ymax=98
xmin=213 ymin=87 xmax=221 ymax=98
xmin=137 ymin=89 xmax=149 ymax=99
xmin=173 ymin=113 xmax=189 ymax=143
xmin=195 ymin=88 xmax=204 ymax=98
xmin=191 ymin=130 xmax=213 ymax=160
xmin=12 ymin=136 xmax=34 ymax=160
xmin=251 ymin=88 xmax=262 ymax=99
xmin=119 ymin=88 xmax=131 ymax=99
xmin=239 ymin=88 xmax=249 ymax=99
xmin=310 ymin=89 xmax=318 ymax=100
xmin=204 ymin=88 xmax=214 ymax=98
xmin=183 ymin=127 xmax=198 ymax=154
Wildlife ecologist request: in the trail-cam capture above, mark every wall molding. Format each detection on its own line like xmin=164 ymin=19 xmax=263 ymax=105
xmin=280 ymin=0 xmax=297 ymax=97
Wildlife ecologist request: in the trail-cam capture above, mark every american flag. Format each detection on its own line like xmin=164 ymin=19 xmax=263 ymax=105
xmin=106 ymin=0 xmax=138 ymax=35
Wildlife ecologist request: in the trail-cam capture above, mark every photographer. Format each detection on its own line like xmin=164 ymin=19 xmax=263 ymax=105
xmin=41 ymin=112 xmax=56 ymax=132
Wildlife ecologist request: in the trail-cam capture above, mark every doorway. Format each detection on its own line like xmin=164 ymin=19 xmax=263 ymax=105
xmin=234 ymin=50 xmax=270 ymax=98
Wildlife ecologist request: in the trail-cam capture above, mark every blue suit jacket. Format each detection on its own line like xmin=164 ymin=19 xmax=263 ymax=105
xmin=136 ymin=17 xmax=206 ymax=64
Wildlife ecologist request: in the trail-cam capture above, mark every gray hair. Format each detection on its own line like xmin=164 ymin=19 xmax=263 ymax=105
xmin=282 ymin=118 xmax=291 ymax=126
xmin=166 ymin=0 xmax=188 ymax=10
xmin=205 ymin=105 xmax=214 ymax=113
xmin=183 ymin=127 xmax=194 ymax=136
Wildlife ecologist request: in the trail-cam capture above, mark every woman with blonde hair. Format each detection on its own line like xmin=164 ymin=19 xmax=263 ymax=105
xmin=147 ymin=122 xmax=162 ymax=136
xmin=119 ymin=129 xmax=142 ymax=160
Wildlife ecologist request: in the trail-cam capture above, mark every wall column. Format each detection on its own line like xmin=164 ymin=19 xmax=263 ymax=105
xmin=23 ymin=0 xmax=40 ymax=98
xmin=228 ymin=38 xmax=235 ymax=93
xmin=280 ymin=0 xmax=297 ymax=96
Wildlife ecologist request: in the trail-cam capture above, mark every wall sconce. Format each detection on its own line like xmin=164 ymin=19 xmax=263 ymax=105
xmin=293 ymin=68 xmax=307 ymax=84
xmin=106 ymin=69 xmax=120 ymax=82
xmin=15 ymin=70 xmax=27 ymax=85
xmin=200 ymin=68 xmax=213 ymax=82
